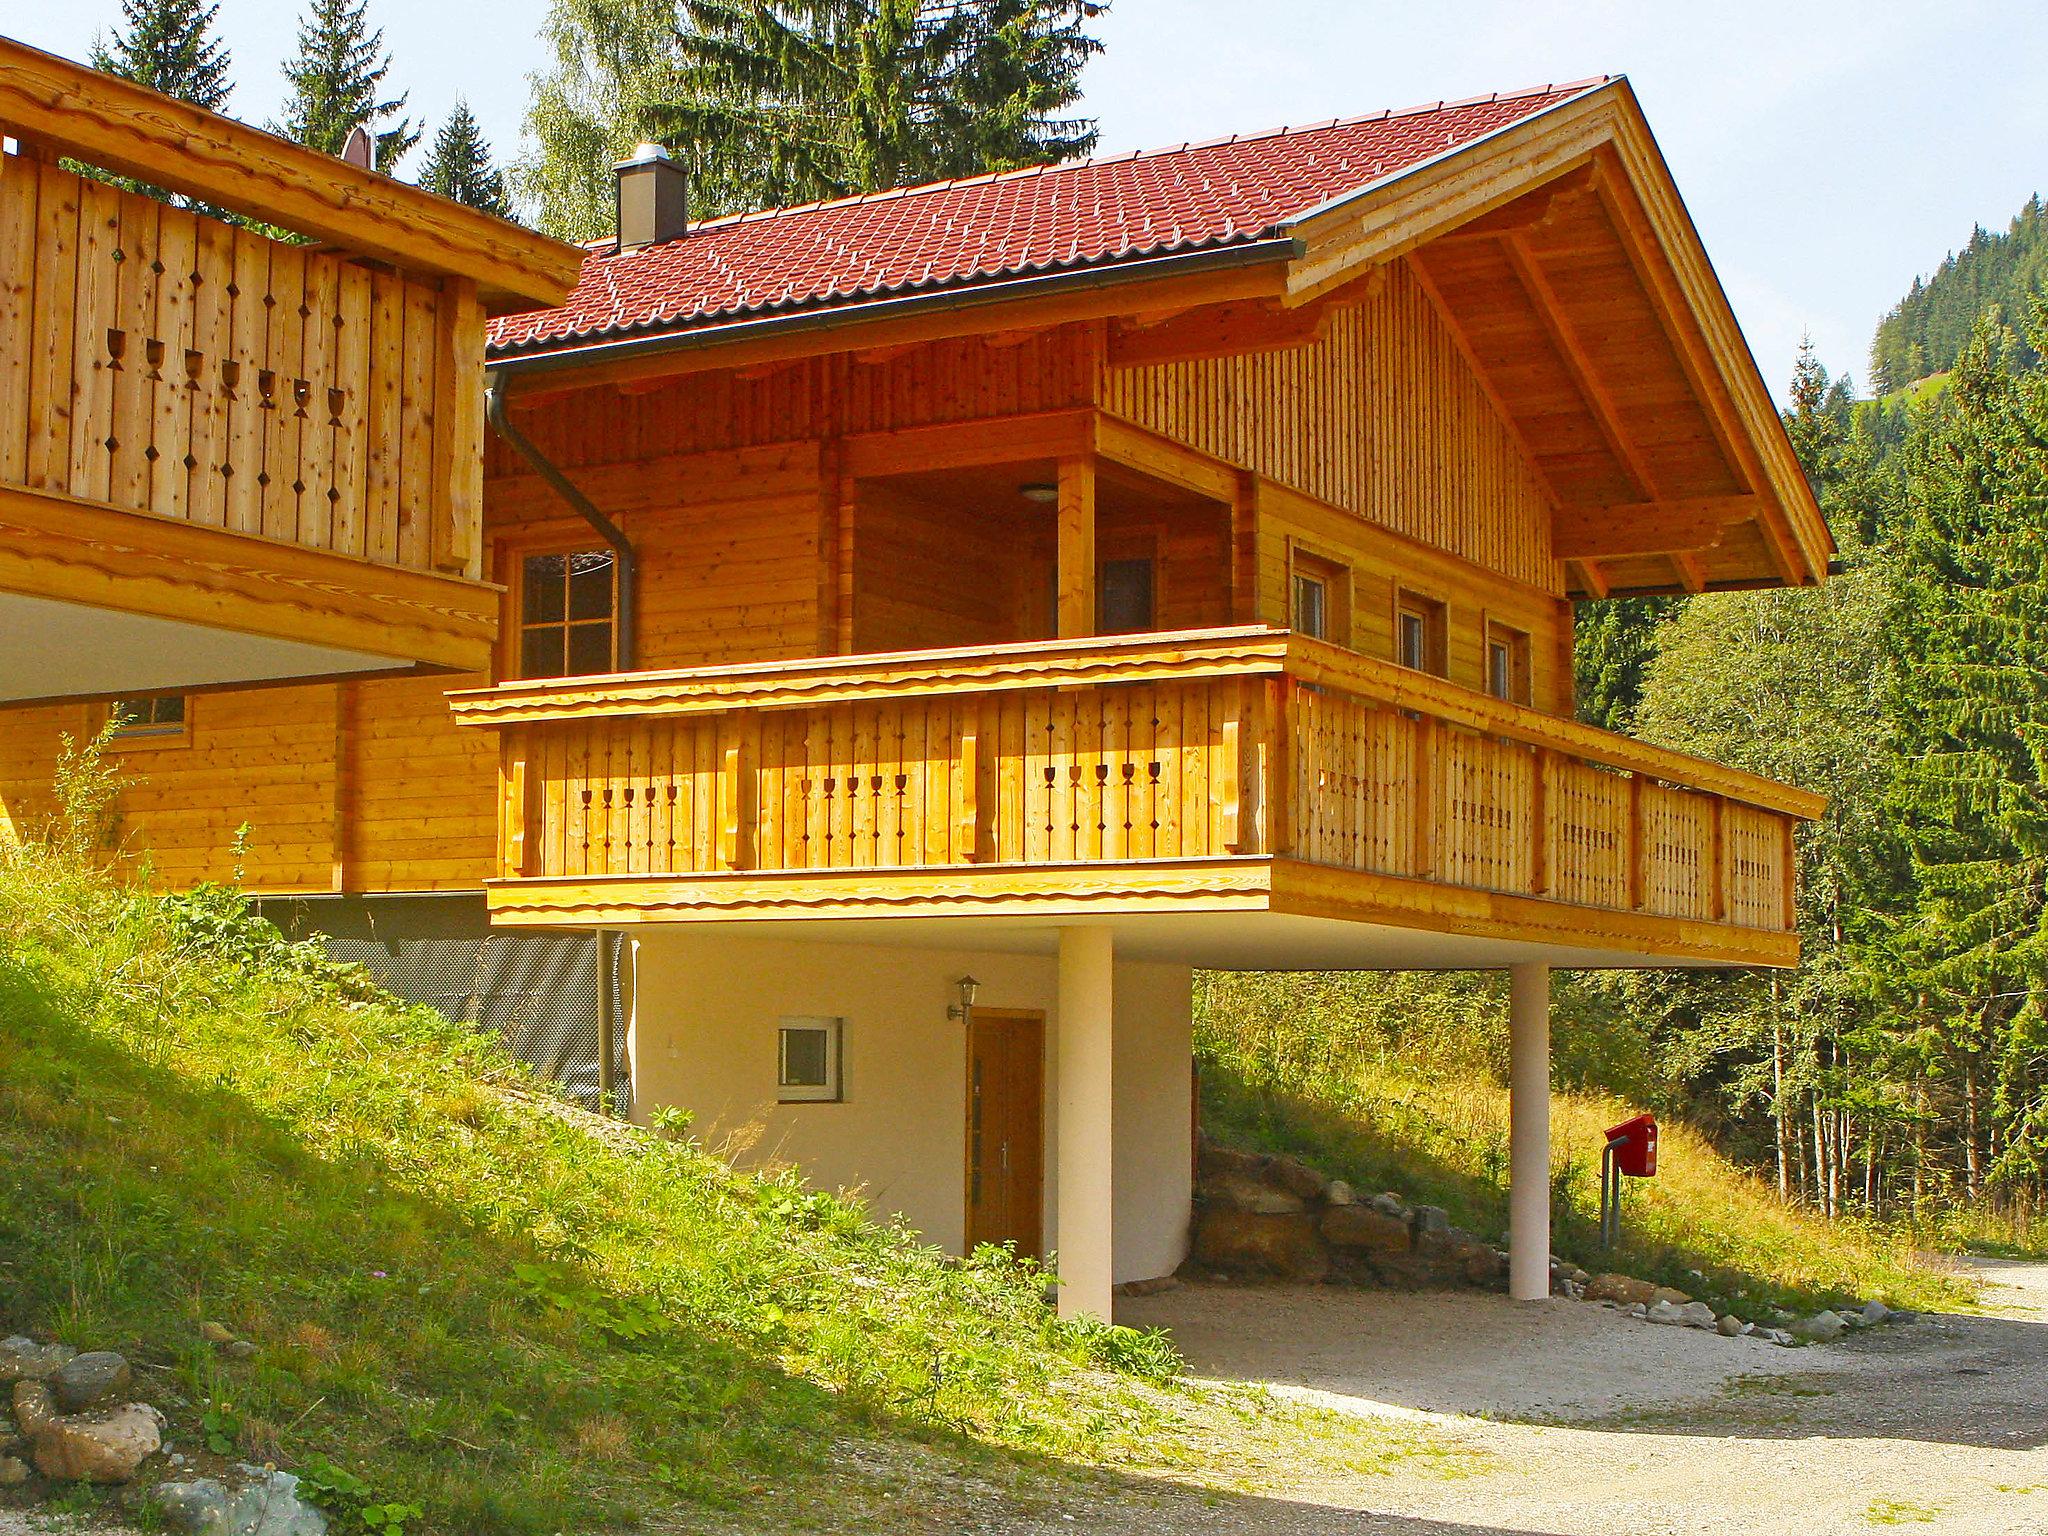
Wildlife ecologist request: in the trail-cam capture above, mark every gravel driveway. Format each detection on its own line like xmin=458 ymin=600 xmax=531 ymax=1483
xmin=1025 ymin=1254 xmax=2048 ymax=1536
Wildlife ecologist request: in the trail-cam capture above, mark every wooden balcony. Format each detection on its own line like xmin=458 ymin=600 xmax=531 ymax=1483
xmin=0 ymin=38 xmax=582 ymax=700
xmin=447 ymin=629 xmax=1821 ymax=968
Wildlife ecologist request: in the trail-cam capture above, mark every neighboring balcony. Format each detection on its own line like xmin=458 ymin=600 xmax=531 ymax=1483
xmin=447 ymin=628 xmax=1819 ymax=969
xmin=0 ymin=38 xmax=582 ymax=701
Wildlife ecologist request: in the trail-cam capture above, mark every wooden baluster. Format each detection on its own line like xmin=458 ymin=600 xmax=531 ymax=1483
xmin=1265 ymin=674 xmax=1292 ymax=858
xmin=957 ymin=716 xmax=980 ymax=863
xmin=1412 ymin=716 xmax=1439 ymax=881
xmin=1221 ymin=681 xmax=1247 ymax=854
xmin=504 ymin=750 xmax=529 ymax=879
xmin=1531 ymin=747 xmax=1555 ymax=896
xmin=1625 ymin=773 xmax=1645 ymax=911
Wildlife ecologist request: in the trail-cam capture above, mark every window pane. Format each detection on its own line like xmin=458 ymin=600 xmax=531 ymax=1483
xmin=567 ymin=621 xmax=614 ymax=676
xmin=1293 ymin=575 xmax=1327 ymax=638
xmin=1398 ymin=612 xmax=1425 ymax=669
xmin=110 ymin=695 xmax=185 ymax=734
xmin=1098 ymin=558 xmax=1155 ymax=633
xmin=523 ymin=554 xmax=566 ymax=623
xmin=780 ymin=1027 xmax=830 ymax=1087
xmin=568 ymin=551 xmax=616 ymax=621
xmin=154 ymin=696 xmax=186 ymax=727
xmin=1488 ymin=642 xmax=1511 ymax=699
xmin=520 ymin=627 xmax=562 ymax=680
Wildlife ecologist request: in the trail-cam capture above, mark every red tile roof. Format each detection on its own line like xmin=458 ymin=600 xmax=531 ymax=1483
xmin=488 ymin=79 xmax=1609 ymax=356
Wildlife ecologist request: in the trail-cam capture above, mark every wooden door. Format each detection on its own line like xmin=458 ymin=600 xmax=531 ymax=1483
xmin=965 ymin=1008 xmax=1045 ymax=1258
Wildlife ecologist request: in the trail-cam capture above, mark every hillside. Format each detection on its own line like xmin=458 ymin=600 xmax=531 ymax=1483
xmin=0 ymin=743 xmax=1401 ymax=1534
xmin=1870 ymin=192 xmax=2048 ymax=392
xmin=1195 ymin=972 xmax=1971 ymax=1322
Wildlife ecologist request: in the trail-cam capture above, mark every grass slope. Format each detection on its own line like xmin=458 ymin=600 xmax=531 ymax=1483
xmin=1196 ymin=973 xmax=1970 ymax=1321
xmin=0 ymin=757 xmax=1406 ymax=1534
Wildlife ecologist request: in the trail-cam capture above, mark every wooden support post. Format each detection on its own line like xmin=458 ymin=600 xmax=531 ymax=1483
xmin=330 ymin=681 xmax=357 ymax=892
xmin=1056 ymin=454 xmax=1096 ymax=638
xmin=428 ymin=278 xmax=484 ymax=577
xmin=1780 ymin=817 xmax=1798 ymax=931
xmin=1230 ymin=471 xmax=1260 ymax=624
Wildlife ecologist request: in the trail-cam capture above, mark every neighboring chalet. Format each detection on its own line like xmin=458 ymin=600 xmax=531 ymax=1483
xmin=0 ymin=76 xmax=1831 ymax=1319
xmin=0 ymin=37 xmax=580 ymax=703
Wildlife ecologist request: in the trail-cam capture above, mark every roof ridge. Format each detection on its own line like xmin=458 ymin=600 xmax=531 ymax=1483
xmin=624 ymin=76 xmax=1615 ymax=251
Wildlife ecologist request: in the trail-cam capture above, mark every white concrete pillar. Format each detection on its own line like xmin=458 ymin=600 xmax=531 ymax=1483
xmin=1056 ymin=926 xmax=1115 ymax=1320
xmin=1508 ymin=961 xmax=1552 ymax=1302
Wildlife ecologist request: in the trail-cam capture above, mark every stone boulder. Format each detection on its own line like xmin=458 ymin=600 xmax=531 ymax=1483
xmin=1266 ymin=1155 xmax=1330 ymax=1203
xmin=1200 ymin=1172 xmax=1305 ymax=1216
xmin=1792 ymin=1310 xmax=1846 ymax=1343
xmin=14 ymin=1381 xmax=162 ymax=1483
xmin=52 ymin=1351 xmax=133 ymax=1414
xmin=1190 ymin=1208 xmax=1328 ymax=1281
xmin=161 ymin=1469 xmax=329 ymax=1536
xmin=1646 ymin=1299 xmax=1718 ymax=1330
xmin=1584 ymin=1273 xmax=1659 ymax=1306
xmin=0 ymin=1337 xmax=76 ymax=1384
xmin=1319 ymin=1203 xmax=1410 ymax=1257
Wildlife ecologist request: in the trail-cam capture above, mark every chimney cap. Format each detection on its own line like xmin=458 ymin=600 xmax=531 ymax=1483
xmin=617 ymin=141 xmax=673 ymax=169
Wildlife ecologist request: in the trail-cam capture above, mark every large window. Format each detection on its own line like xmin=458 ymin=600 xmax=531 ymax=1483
xmin=518 ymin=550 xmax=617 ymax=679
xmin=107 ymin=695 xmax=187 ymax=741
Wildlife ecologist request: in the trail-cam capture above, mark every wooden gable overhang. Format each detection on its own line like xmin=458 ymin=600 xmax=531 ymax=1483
xmin=491 ymin=79 xmax=1827 ymax=603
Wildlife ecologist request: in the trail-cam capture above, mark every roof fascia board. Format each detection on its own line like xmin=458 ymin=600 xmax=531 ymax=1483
xmin=488 ymin=235 xmax=1300 ymax=385
xmin=0 ymin=34 xmax=582 ymax=312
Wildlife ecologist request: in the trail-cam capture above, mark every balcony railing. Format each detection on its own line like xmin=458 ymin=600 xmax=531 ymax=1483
xmin=447 ymin=628 xmax=1822 ymax=947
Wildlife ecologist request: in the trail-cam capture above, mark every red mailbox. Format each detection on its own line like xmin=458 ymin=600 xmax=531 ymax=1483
xmin=1606 ymin=1113 xmax=1658 ymax=1178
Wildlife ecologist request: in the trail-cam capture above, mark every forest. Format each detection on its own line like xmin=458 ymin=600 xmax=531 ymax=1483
xmin=84 ymin=0 xmax=2048 ymax=1244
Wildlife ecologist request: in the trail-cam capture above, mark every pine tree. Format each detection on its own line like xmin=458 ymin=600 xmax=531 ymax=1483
xmin=90 ymin=0 xmax=233 ymax=110
xmin=420 ymin=102 xmax=513 ymax=218
xmin=277 ymin=0 xmax=419 ymax=174
xmin=521 ymin=0 xmax=1107 ymax=241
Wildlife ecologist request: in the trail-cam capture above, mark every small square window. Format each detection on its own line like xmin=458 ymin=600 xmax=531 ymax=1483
xmin=1395 ymin=590 xmax=1447 ymax=677
xmin=516 ymin=549 xmax=617 ymax=679
xmin=1486 ymin=623 xmax=1532 ymax=705
xmin=1290 ymin=549 xmax=1349 ymax=644
xmin=778 ymin=1017 xmax=843 ymax=1103
xmin=1292 ymin=572 xmax=1327 ymax=638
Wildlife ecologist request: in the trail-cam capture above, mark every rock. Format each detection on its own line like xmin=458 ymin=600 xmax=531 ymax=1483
xmin=224 ymin=1340 xmax=259 ymax=1361
xmin=26 ymin=1400 xmax=163 ymax=1483
xmin=1861 ymin=1299 xmax=1891 ymax=1327
xmin=1409 ymin=1205 xmax=1451 ymax=1238
xmin=1190 ymin=1208 xmax=1328 ymax=1280
xmin=1319 ymin=1203 xmax=1410 ymax=1256
xmin=13 ymin=1379 xmax=57 ymax=1437
xmin=1324 ymin=1180 xmax=1356 ymax=1206
xmin=1767 ymin=1328 xmax=1797 ymax=1346
xmin=199 ymin=1322 xmax=236 ymax=1347
xmin=0 ymin=1337 xmax=76 ymax=1384
xmin=52 ymin=1351 xmax=133 ymax=1414
xmin=1266 ymin=1156 xmax=1329 ymax=1203
xmin=1112 ymin=1276 xmax=1181 ymax=1298
xmin=1199 ymin=1171 xmax=1305 ymax=1215
xmin=1370 ymin=1251 xmax=1465 ymax=1289
xmin=0 ymin=1455 xmax=27 ymax=1486
xmin=1650 ymin=1285 xmax=1694 ymax=1307
xmin=229 ymin=1469 xmax=329 ymax=1535
xmin=1461 ymin=1243 xmax=1504 ymax=1286
xmin=1716 ymin=1313 xmax=1745 ymax=1337
xmin=1585 ymin=1273 xmax=1659 ymax=1306
xmin=1792 ymin=1310 xmax=1846 ymax=1343
xmin=1370 ymin=1192 xmax=1408 ymax=1218
xmin=1646 ymin=1299 xmax=1717 ymax=1329
xmin=1627 ymin=1302 xmax=1649 ymax=1318
xmin=160 ymin=1478 xmax=234 ymax=1534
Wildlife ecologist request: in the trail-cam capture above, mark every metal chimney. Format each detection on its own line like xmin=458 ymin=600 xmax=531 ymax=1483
xmin=615 ymin=142 xmax=688 ymax=250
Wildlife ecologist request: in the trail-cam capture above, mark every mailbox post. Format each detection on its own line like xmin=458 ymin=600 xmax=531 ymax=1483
xmin=1600 ymin=1113 xmax=1658 ymax=1247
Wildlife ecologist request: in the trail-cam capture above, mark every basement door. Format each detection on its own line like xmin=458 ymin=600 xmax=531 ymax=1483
xmin=965 ymin=1008 xmax=1045 ymax=1258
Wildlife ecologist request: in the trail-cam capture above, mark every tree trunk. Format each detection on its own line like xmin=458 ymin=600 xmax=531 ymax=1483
xmin=1772 ymin=978 xmax=1790 ymax=1201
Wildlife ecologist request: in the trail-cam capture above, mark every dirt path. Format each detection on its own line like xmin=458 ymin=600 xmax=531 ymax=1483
xmin=1014 ymin=1256 xmax=2048 ymax=1536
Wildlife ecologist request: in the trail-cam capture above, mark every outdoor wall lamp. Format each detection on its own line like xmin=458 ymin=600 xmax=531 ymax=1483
xmin=948 ymin=974 xmax=980 ymax=1021
xmin=1018 ymin=482 xmax=1058 ymax=504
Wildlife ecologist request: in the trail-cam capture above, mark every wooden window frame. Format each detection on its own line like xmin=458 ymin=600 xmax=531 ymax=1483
xmin=1393 ymin=586 xmax=1448 ymax=677
xmin=499 ymin=536 xmax=621 ymax=682
xmin=777 ymin=1016 xmax=845 ymax=1104
xmin=1287 ymin=540 xmax=1353 ymax=647
xmin=103 ymin=694 xmax=192 ymax=752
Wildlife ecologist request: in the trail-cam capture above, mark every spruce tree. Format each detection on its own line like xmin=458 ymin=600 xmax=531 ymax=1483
xmin=90 ymin=0 xmax=233 ymax=110
xmin=420 ymin=102 xmax=513 ymax=218
xmin=521 ymin=0 xmax=1107 ymax=241
xmin=277 ymin=0 xmax=419 ymax=174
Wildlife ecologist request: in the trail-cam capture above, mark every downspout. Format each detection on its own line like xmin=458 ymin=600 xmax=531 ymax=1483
xmin=483 ymin=370 xmax=638 ymax=671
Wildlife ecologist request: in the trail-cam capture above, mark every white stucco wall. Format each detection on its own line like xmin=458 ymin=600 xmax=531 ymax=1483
xmin=626 ymin=929 xmax=1192 ymax=1284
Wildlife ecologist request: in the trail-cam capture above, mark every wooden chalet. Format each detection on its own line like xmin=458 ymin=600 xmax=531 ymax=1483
xmin=0 ymin=36 xmax=581 ymax=703
xmin=0 ymin=76 xmax=1831 ymax=1319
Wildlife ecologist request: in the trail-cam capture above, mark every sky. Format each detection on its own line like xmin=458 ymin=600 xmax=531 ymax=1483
xmin=5 ymin=0 xmax=2043 ymax=401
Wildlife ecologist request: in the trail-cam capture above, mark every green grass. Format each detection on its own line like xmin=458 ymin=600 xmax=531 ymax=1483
xmin=0 ymin=739 xmax=1422 ymax=1533
xmin=1195 ymin=972 xmax=1971 ymax=1322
